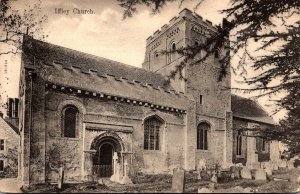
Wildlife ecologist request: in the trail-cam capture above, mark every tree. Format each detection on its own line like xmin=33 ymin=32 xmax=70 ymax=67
xmin=0 ymin=0 xmax=48 ymax=117
xmin=117 ymin=0 xmax=300 ymax=156
xmin=0 ymin=0 xmax=48 ymax=56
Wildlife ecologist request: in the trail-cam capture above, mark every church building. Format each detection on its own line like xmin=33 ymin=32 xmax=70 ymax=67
xmin=18 ymin=9 xmax=278 ymax=185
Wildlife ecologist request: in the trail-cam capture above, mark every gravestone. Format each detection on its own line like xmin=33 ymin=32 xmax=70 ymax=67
xmin=198 ymin=159 xmax=207 ymax=171
xmin=278 ymin=160 xmax=287 ymax=169
xmin=98 ymin=179 xmax=104 ymax=185
xmin=287 ymin=160 xmax=295 ymax=169
xmin=198 ymin=187 xmax=212 ymax=193
xmin=265 ymin=168 xmax=272 ymax=176
xmin=254 ymin=169 xmax=267 ymax=181
xmin=197 ymin=170 xmax=202 ymax=180
xmin=200 ymin=170 xmax=211 ymax=181
xmin=120 ymin=161 xmax=132 ymax=184
xmin=241 ymin=167 xmax=252 ymax=179
xmin=208 ymin=182 xmax=216 ymax=191
xmin=230 ymin=166 xmax=241 ymax=179
xmin=110 ymin=152 xmax=119 ymax=182
xmin=289 ymin=169 xmax=300 ymax=183
xmin=58 ymin=167 xmax=64 ymax=189
xmin=272 ymin=162 xmax=279 ymax=170
xmin=211 ymin=174 xmax=218 ymax=183
xmin=115 ymin=163 xmax=122 ymax=183
xmin=243 ymin=187 xmax=254 ymax=193
xmin=171 ymin=167 xmax=185 ymax=193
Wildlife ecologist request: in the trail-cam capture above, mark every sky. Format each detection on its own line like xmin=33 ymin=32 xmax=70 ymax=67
xmin=0 ymin=0 xmax=287 ymax=122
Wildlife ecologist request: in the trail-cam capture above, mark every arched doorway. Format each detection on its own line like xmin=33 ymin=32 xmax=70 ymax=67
xmin=91 ymin=134 xmax=123 ymax=178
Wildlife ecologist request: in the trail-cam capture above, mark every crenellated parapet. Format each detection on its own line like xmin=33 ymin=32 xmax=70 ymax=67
xmin=146 ymin=8 xmax=218 ymax=46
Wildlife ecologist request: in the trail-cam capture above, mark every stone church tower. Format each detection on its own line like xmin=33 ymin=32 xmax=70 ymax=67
xmin=142 ymin=8 xmax=233 ymax=168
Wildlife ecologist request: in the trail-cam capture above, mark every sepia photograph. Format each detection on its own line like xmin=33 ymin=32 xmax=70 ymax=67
xmin=0 ymin=0 xmax=299 ymax=193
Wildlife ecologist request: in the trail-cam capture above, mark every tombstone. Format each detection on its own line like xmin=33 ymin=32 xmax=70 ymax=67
xmin=58 ymin=167 xmax=64 ymax=189
xmin=232 ymin=186 xmax=244 ymax=192
xmin=278 ymin=160 xmax=287 ymax=169
xmin=265 ymin=168 xmax=272 ymax=176
xmin=240 ymin=167 xmax=252 ymax=179
xmin=197 ymin=170 xmax=202 ymax=180
xmin=208 ymin=182 xmax=216 ymax=191
xmin=287 ymin=160 xmax=295 ymax=169
xmin=289 ymin=169 xmax=300 ymax=183
xmin=120 ymin=160 xmax=132 ymax=184
xmin=200 ymin=170 xmax=211 ymax=181
xmin=98 ymin=178 xmax=104 ymax=185
xmin=198 ymin=187 xmax=212 ymax=193
xmin=114 ymin=163 xmax=122 ymax=183
xmin=243 ymin=187 xmax=254 ymax=193
xmin=198 ymin=159 xmax=207 ymax=171
xmin=211 ymin=173 xmax=218 ymax=183
xmin=171 ymin=167 xmax=185 ymax=193
xmin=110 ymin=152 xmax=119 ymax=182
xmin=272 ymin=162 xmax=279 ymax=171
xmin=230 ymin=166 xmax=241 ymax=179
xmin=254 ymin=169 xmax=267 ymax=181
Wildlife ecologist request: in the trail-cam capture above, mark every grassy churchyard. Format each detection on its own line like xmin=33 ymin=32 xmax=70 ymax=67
xmin=21 ymin=167 xmax=300 ymax=193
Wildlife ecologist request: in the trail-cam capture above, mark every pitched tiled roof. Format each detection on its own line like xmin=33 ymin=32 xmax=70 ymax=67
xmin=231 ymin=94 xmax=275 ymax=125
xmin=0 ymin=117 xmax=19 ymax=135
xmin=22 ymin=36 xmax=189 ymax=110
xmin=22 ymin=35 xmax=170 ymax=89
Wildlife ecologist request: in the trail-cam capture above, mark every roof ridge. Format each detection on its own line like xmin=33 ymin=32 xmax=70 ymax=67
xmin=24 ymin=35 xmax=165 ymax=77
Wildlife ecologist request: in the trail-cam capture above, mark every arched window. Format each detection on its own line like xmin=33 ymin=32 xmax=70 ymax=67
xmin=144 ymin=116 xmax=163 ymax=150
xmin=214 ymin=50 xmax=219 ymax=58
xmin=172 ymin=43 xmax=176 ymax=51
xmin=236 ymin=130 xmax=242 ymax=156
xmin=197 ymin=123 xmax=210 ymax=150
xmin=154 ymin=51 xmax=159 ymax=58
xmin=62 ymin=106 xmax=79 ymax=138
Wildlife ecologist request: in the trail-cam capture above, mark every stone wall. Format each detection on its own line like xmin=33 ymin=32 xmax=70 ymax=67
xmin=23 ymin=85 xmax=187 ymax=184
xmin=142 ymin=8 xmax=231 ymax=168
xmin=232 ymin=118 xmax=272 ymax=167
xmin=0 ymin=118 xmax=19 ymax=178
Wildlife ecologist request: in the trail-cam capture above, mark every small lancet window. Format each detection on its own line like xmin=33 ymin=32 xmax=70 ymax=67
xmin=62 ymin=105 xmax=79 ymax=138
xmin=214 ymin=50 xmax=219 ymax=58
xmin=236 ymin=131 xmax=242 ymax=156
xmin=200 ymin=95 xmax=203 ymax=105
xmin=172 ymin=43 xmax=176 ymax=51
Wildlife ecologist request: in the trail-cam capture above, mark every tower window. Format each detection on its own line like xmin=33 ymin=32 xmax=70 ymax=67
xmin=214 ymin=50 xmax=219 ymax=58
xmin=0 ymin=160 xmax=3 ymax=172
xmin=197 ymin=123 xmax=210 ymax=150
xmin=0 ymin=139 xmax=4 ymax=151
xmin=236 ymin=131 xmax=242 ymax=156
xmin=200 ymin=95 xmax=203 ymax=105
xmin=262 ymin=138 xmax=266 ymax=151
